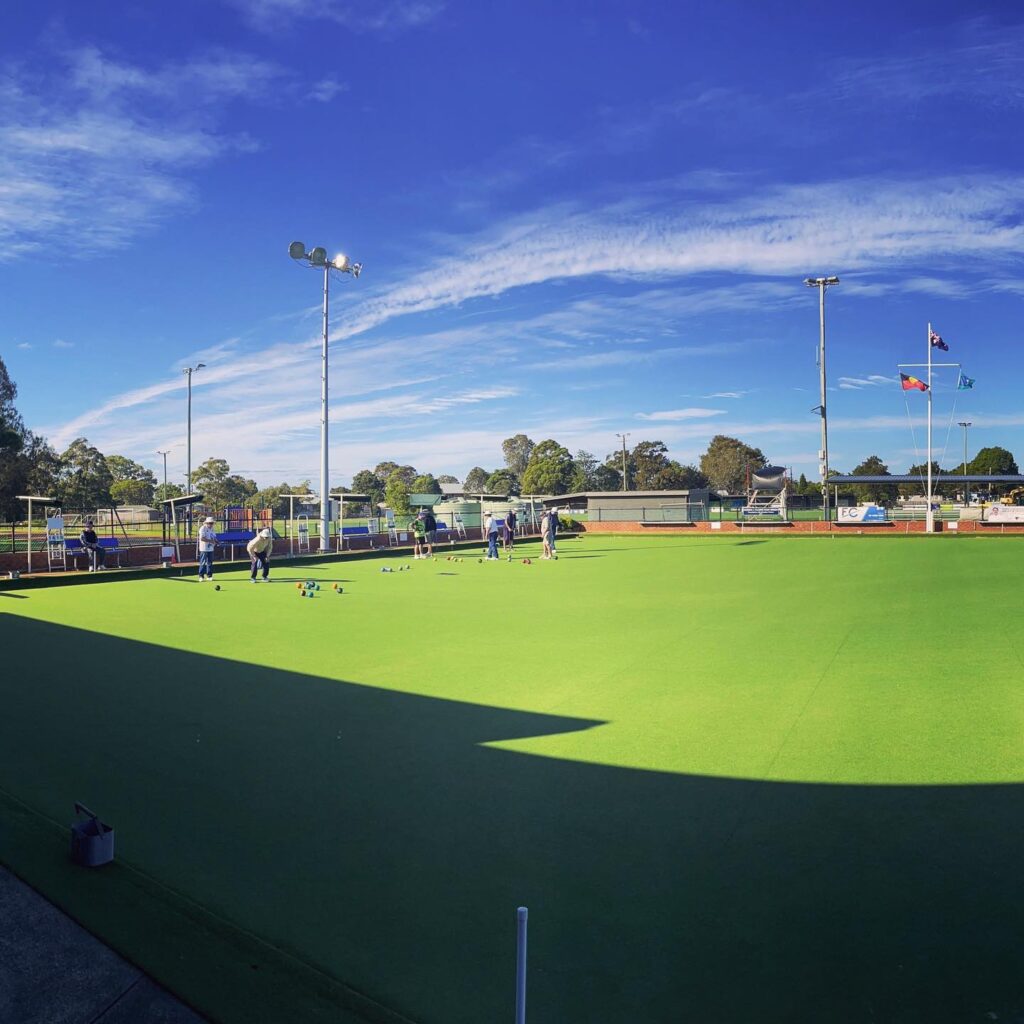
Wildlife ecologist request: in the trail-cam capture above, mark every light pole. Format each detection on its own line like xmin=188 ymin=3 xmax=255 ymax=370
xmin=288 ymin=242 xmax=362 ymax=553
xmin=156 ymin=450 xmax=171 ymax=488
xmin=182 ymin=364 xmax=205 ymax=493
xmin=616 ymin=432 xmax=630 ymax=491
xmin=958 ymin=421 xmax=972 ymax=500
xmin=805 ymin=276 xmax=840 ymax=522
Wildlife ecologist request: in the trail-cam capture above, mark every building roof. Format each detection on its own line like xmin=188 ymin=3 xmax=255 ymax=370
xmin=829 ymin=475 xmax=1024 ymax=485
xmin=439 ymin=481 xmax=464 ymax=495
xmin=542 ymin=490 xmax=703 ymax=505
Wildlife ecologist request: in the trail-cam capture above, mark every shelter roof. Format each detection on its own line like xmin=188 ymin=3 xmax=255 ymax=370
xmin=829 ymin=475 xmax=1024 ymax=485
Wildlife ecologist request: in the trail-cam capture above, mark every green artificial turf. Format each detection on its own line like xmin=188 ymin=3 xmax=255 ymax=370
xmin=2 ymin=535 xmax=1024 ymax=1023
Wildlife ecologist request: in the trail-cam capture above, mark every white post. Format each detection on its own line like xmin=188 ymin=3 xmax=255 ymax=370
xmin=289 ymin=494 xmax=295 ymax=557
xmin=515 ymin=906 xmax=528 ymax=1024
xmin=319 ymin=264 xmax=331 ymax=554
xmin=926 ymin=322 xmax=934 ymax=534
xmin=26 ymin=497 xmax=33 ymax=574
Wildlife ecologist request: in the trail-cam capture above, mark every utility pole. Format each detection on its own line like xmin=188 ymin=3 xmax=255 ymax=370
xmin=804 ymin=276 xmax=840 ymax=522
xmin=182 ymin=364 xmax=205 ymax=492
xmin=157 ymin=450 xmax=170 ymax=488
xmin=958 ymin=421 xmax=972 ymax=502
xmin=616 ymin=432 xmax=630 ymax=491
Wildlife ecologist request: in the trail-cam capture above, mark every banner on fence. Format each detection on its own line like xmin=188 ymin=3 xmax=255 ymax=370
xmin=986 ymin=504 xmax=1024 ymax=523
xmin=836 ymin=505 xmax=887 ymax=524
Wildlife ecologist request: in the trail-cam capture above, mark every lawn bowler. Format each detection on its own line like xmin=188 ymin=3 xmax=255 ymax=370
xmin=247 ymin=527 xmax=273 ymax=583
xmin=197 ymin=516 xmax=217 ymax=581
xmin=421 ymin=506 xmax=437 ymax=558
xmin=541 ymin=510 xmax=554 ymax=560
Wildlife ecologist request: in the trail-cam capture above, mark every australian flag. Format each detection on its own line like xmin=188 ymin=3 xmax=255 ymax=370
xmin=930 ymin=330 xmax=949 ymax=351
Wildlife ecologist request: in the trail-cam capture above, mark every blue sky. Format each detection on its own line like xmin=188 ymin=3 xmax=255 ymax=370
xmin=3 ymin=2 xmax=1024 ymax=487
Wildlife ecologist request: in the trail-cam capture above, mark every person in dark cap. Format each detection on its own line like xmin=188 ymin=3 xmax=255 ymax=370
xmin=79 ymin=519 xmax=105 ymax=572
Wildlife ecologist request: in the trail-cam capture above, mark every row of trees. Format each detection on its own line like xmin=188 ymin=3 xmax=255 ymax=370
xmin=4 ymin=354 xmax=1022 ymax=519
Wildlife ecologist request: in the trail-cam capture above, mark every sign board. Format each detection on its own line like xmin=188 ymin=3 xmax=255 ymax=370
xmin=986 ymin=504 xmax=1024 ymax=523
xmin=836 ymin=504 xmax=887 ymax=524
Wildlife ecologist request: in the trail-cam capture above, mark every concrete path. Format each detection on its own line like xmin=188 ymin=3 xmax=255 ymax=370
xmin=0 ymin=866 xmax=208 ymax=1024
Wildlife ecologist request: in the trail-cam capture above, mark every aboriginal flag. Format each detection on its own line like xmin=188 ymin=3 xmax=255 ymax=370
xmin=900 ymin=373 xmax=928 ymax=392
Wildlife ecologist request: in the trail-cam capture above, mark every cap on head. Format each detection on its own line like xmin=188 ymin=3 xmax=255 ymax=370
xmin=260 ymin=528 xmax=271 ymax=537
xmin=204 ymin=516 xmax=215 ymax=524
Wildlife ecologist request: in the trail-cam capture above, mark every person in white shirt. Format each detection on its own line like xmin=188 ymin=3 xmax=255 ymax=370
xmin=246 ymin=528 xmax=273 ymax=582
xmin=197 ymin=516 xmax=218 ymax=581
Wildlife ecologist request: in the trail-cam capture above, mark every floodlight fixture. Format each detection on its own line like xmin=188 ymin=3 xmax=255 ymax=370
xmin=289 ymin=241 xmax=306 ymax=260
xmin=309 ymin=246 xmax=327 ymax=266
xmin=805 ymin=276 xmax=840 ymax=287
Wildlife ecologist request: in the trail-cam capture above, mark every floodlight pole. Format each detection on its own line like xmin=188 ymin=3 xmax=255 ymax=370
xmin=805 ymin=276 xmax=839 ymax=524
xmin=288 ymin=242 xmax=361 ymax=554
xmin=616 ymin=432 xmax=630 ymax=491
xmin=320 ymin=262 xmax=330 ymax=552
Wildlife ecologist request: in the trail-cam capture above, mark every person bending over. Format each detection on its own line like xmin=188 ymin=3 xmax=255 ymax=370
xmin=247 ymin=528 xmax=273 ymax=582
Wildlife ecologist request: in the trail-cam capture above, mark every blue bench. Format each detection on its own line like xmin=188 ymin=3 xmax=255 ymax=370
xmin=65 ymin=537 xmax=125 ymax=569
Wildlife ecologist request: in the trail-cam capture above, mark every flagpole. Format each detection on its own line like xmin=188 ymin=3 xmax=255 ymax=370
xmin=926 ymin=321 xmax=934 ymax=533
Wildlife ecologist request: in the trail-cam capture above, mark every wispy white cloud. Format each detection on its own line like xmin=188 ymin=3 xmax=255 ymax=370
xmin=53 ymin=339 xmax=74 ymax=349
xmin=832 ymin=19 xmax=1024 ymax=108
xmin=837 ymin=374 xmax=898 ymax=391
xmin=309 ymin=76 xmax=349 ymax=103
xmin=0 ymin=48 xmax=274 ymax=260
xmin=16 ymin=342 xmax=32 ymax=350
xmin=333 ymin=175 xmax=1024 ymax=345
xmin=228 ymin=0 xmax=445 ymax=33
xmin=703 ymin=390 xmax=750 ymax=399
xmin=636 ymin=408 xmax=726 ymax=421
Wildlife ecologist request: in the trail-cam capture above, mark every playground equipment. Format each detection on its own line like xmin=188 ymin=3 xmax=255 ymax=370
xmin=742 ymin=467 xmax=788 ymax=520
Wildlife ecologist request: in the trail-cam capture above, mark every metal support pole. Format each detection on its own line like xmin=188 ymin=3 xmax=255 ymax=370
xmin=320 ymin=263 xmax=331 ymax=553
xmin=818 ymin=283 xmax=829 ymax=524
xmin=515 ymin=906 xmax=528 ymax=1024
xmin=926 ymin=322 xmax=934 ymax=533
xmin=186 ymin=370 xmax=192 ymax=493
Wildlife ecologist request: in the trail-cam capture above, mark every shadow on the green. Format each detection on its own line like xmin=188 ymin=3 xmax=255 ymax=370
xmin=0 ymin=616 xmax=1021 ymax=1024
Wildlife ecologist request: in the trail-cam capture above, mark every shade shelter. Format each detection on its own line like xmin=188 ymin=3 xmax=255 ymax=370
xmin=16 ymin=495 xmax=56 ymax=574
xmin=160 ymin=494 xmax=205 ymax=564
xmin=328 ymin=493 xmax=373 ymax=550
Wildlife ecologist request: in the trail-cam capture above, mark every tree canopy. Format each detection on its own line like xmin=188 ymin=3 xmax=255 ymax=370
xmin=501 ymin=434 xmax=535 ymax=478
xmin=699 ymin=436 xmax=767 ymax=493
xmin=521 ymin=439 xmax=574 ymax=495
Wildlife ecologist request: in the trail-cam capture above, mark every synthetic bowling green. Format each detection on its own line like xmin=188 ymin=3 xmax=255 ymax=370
xmin=2 ymin=534 xmax=1023 ymax=1023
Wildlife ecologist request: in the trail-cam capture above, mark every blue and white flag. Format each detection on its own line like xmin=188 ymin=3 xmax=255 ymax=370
xmin=957 ymin=372 xmax=975 ymax=390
